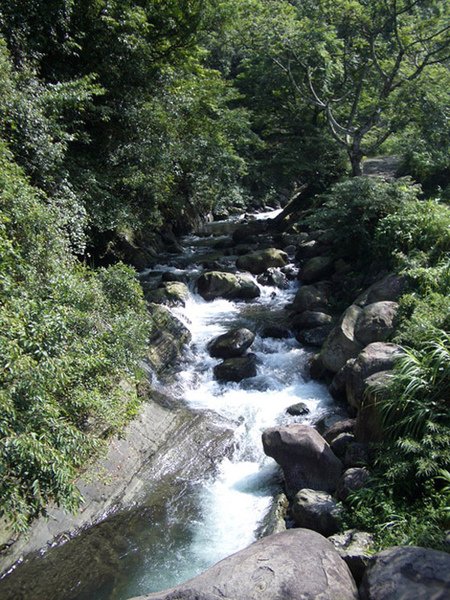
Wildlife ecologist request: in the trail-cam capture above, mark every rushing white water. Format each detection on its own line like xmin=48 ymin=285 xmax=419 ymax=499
xmin=88 ymin=214 xmax=335 ymax=599
xmin=153 ymin=283 xmax=334 ymax=578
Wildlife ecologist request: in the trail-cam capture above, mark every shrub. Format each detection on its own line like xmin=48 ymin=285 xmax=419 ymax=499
xmin=305 ymin=177 xmax=420 ymax=263
xmin=0 ymin=141 xmax=149 ymax=531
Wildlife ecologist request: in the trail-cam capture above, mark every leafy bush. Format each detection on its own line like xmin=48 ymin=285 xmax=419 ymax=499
xmin=0 ymin=141 xmax=148 ymax=531
xmin=305 ymin=177 xmax=420 ymax=262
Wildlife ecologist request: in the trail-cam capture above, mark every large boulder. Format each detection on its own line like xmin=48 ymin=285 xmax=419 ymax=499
xmin=301 ymin=256 xmax=335 ymax=283
xmin=328 ymin=530 xmax=374 ymax=585
xmin=292 ymin=282 xmax=331 ymax=313
xmin=292 ymin=489 xmax=342 ymax=536
xmin=207 ymin=328 xmax=255 ymax=359
xmin=346 ymin=343 xmax=403 ymax=409
xmin=236 ymin=248 xmax=288 ymax=275
xmin=137 ymin=529 xmax=359 ymax=600
xmin=196 ymin=271 xmax=260 ymax=301
xmin=262 ymin=424 xmax=343 ymax=496
xmin=213 ymin=354 xmax=257 ymax=382
xmin=359 ymin=546 xmax=450 ymax=600
xmin=320 ymin=305 xmax=364 ymax=373
xmin=355 ymin=273 xmax=408 ymax=307
xmin=323 ymin=419 xmax=356 ymax=444
xmin=354 ymin=301 xmax=399 ymax=346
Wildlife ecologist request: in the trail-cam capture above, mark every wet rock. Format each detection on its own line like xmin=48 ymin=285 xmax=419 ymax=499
xmin=320 ymin=305 xmax=364 ymax=373
xmin=236 ymin=248 xmax=288 ymax=275
xmin=355 ymin=273 xmax=408 ymax=307
xmin=137 ymin=529 xmax=359 ymax=600
xmin=354 ymin=301 xmax=399 ymax=346
xmin=336 ymin=467 xmax=370 ymax=501
xmin=291 ymin=310 xmax=333 ymax=329
xmin=257 ymin=267 xmax=288 ymax=288
xmin=261 ymin=325 xmax=290 ymax=339
xmin=301 ymin=256 xmax=335 ymax=283
xmin=295 ymin=325 xmax=334 ymax=347
xmin=262 ymin=424 xmax=343 ymax=496
xmin=257 ymin=493 xmax=288 ymax=537
xmin=346 ymin=343 xmax=402 ymax=409
xmin=213 ymin=354 xmax=257 ymax=382
xmin=328 ymin=530 xmax=374 ymax=585
xmin=309 ymin=353 xmax=330 ymax=380
xmin=196 ymin=271 xmax=260 ymax=301
xmin=323 ymin=419 xmax=356 ymax=444
xmin=207 ymin=328 xmax=255 ymax=359
xmin=314 ymin=410 xmax=351 ymax=435
xmin=147 ymin=304 xmax=191 ymax=375
xmin=286 ymin=402 xmax=310 ymax=416
xmin=280 ymin=264 xmax=299 ymax=280
xmin=292 ymin=489 xmax=343 ymax=536
xmin=161 ymin=271 xmax=188 ymax=283
xmin=145 ymin=282 xmax=190 ymax=307
xmin=359 ymin=545 xmax=450 ymax=600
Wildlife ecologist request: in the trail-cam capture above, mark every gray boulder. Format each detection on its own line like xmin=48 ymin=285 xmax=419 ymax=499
xmin=320 ymin=305 xmax=364 ymax=373
xmin=292 ymin=489 xmax=342 ymax=536
xmin=236 ymin=248 xmax=288 ymax=275
xmin=262 ymin=424 xmax=343 ymax=496
xmin=292 ymin=282 xmax=331 ymax=313
xmin=359 ymin=545 xmax=450 ymax=600
xmin=336 ymin=467 xmax=370 ymax=501
xmin=147 ymin=304 xmax=191 ymax=375
xmin=213 ymin=354 xmax=257 ymax=383
xmin=301 ymin=256 xmax=335 ymax=283
xmin=329 ymin=360 xmax=354 ymax=401
xmin=328 ymin=529 xmax=374 ymax=585
xmin=207 ymin=328 xmax=255 ymax=359
xmin=355 ymin=273 xmax=408 ymax=307
xmin=137 ymin=529 xmax=359 ymax=600
xmin=346 ymin=343 xmax=402 ymax=409
xmin=354 ymin=301 xmax=399 ymax=346
xmin=197 ymin=271 xmax=260 ymax=301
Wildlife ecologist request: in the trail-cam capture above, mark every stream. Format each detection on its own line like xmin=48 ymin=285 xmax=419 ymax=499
xmin=0 ymin=210 xmax=337 ymax=600
xmin=92 ymin=211 xmax=334 ymax=599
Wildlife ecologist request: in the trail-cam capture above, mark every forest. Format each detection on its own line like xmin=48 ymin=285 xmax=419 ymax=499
xmin=0 ymin=0 xmax=449 ymax=553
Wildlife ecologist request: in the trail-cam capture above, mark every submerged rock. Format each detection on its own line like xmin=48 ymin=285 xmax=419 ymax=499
xmin=196 ymin=271 xmax=260 ymax=301
xmin=207 ymin=328 xmax=255 ymax=359
xmin=213 ymin=354 xmax=257 ymax=382
xmin=136 ymin=529 xmax=359 ymax=600
xmin=262 ymin=424 xmax=343 ymax=496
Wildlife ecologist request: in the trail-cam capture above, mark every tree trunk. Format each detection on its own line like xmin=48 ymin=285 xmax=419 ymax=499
xmin=348 ymin=146 xmax=363 ymax=177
